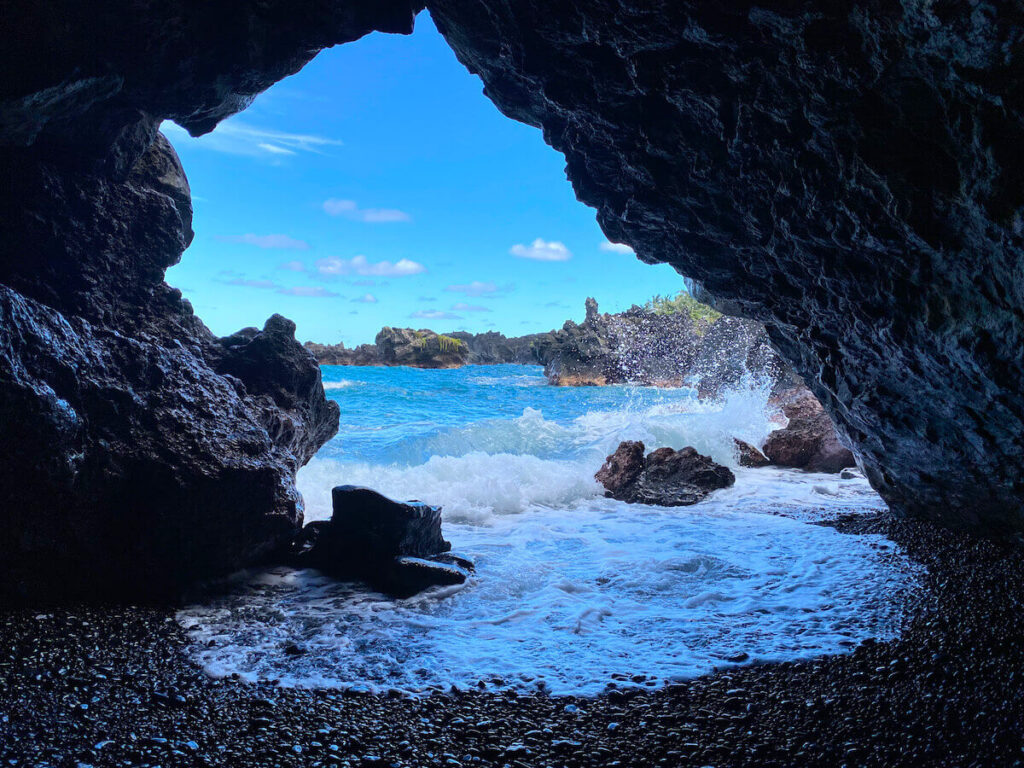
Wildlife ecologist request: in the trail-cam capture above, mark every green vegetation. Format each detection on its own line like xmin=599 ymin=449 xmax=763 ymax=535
xmin=437 ymin=334 xmax=466 ymax=353
xmin=644 ymin=290 xmax=722 ymax=326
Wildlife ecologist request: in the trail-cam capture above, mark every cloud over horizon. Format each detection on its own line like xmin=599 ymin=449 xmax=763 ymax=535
xmin=277 ymin=286 xmax=339 ymax=298
xmin=445 ymin=281 xmax=499 ymax=297
xmin=323 ymin=198 xmax=411 ymax=223
xmin=217 ymin=234 xmax=310 ymax=250
xmin=600 ymin=241 xmax=635 ymax=255
xmin=352 ymin=293 xmax=378 ymax=304
xmin=451 ymin=302 xmax=491 ymax=312
xmin=163 ymin=119 xmax=342 ymax=159
xmin=411 ymin=309 xmax=461 ymax=320
xmin=510 ymin=238 xmax=572 ymax=262
xmin=316 ymin=255 xmax=426 ymax=278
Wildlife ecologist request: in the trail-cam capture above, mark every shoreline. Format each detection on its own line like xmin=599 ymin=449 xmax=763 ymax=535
xmin=2 ymin=515 xmax=1022 ymax=766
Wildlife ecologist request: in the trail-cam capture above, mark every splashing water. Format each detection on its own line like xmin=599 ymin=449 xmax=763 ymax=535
xmin=178 ymin=365 xmax=922 ymax=695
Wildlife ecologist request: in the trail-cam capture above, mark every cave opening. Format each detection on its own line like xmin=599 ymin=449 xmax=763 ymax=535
xmin=159 ymin=12 xmax=921 ymax=696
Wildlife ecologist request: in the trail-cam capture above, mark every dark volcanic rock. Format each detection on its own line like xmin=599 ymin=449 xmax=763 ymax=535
xmin=764 ymin=388 xmax=857 ymax=474
xmin=288 ymin=486 xmax=467 ymax=597
xmin=596 ymin=441 xmax=735 ymax=506
xmin=734 ymin=438 xmax=770 ymax=469
xmin=428 ymin=1 xmax=1024 ymax=532
xmin=0 ymin=134 xmax=339 ymax=602
xmin=303 ymin=341 xmax=383 ymax=366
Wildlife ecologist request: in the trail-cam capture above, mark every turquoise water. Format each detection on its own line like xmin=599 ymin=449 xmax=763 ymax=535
xmin=179 ymin=365 xmax=923 ymax=695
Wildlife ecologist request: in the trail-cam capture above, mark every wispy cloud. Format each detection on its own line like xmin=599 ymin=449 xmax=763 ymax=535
xmin=349 ymin=279 xmax=376 ymax=287
xmin=323 ymin=198 xmax=411 ymax=223
xmin=600 ymin=241 xmax=635 ymax=255
xmin=316 ymin=255 xmax=426 ymax=278
xmin=163 ymin=119 xmax=342 ymax=159
xmin=451 ymin=302 xmax=491 ymax=312
xmin=510 ymin=238 xmax=572 ymax=262
xmin=277 ymin=286 xmax=339 ymax=298
xmin=279 ymin=260 xmax=307 ymax=272
xmin=217 ymin=234 xmax=309 ymax=250
xmin=223 ymin=277 xmax=278 ymax=289
xmin=411 ymin=309 xmax=461 ymax=320
xmin=352 ymin=293 xmax=378 ymax=304
xmin=445 ymin=281 xmax=498 ymax=297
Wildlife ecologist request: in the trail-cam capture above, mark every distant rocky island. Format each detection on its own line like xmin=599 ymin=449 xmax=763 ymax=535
xmin=306 ymin=294 xmax=802 ymax=398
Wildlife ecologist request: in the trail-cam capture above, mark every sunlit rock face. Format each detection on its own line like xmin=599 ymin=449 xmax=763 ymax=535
xmin=428 ymin=0 xmax=1024 ymax=533
xmin=0 ymin=0 xmax=425 ymax=599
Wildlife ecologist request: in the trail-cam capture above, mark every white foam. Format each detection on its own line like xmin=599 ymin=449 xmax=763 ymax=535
xmin=323 ymin=380 xmax=360 ymax=390
xmin=179 ymin=496 xmax=921 ymax=695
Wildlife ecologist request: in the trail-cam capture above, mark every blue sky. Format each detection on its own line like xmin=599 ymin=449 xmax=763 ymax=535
xmin=164 ymin=11 xmax=683 ymax=346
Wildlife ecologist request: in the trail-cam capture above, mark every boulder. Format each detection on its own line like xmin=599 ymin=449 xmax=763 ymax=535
xmin=763 ymin=389 xmax=856 ymax=473
xmin=596 ymin=441 xmax=735 ymax=506
xmin=733 ymin=439 xmax=770 ymax=469
xmin=287 ymin=486 xmax=471 ymax=597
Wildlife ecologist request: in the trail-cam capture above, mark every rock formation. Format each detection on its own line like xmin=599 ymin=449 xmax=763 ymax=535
xmin=287 ymin=486 xmax=471 ymax=597
xmin=596 ymin=441 xmax=735 ymax=506
xmin=764 ymin=388 xmax=857 ymax=474
xmin=2 ymin=0 xmax=1023 ymax=595
xmin=375 ymin=327 xmax=470 ymax=368
xmin=428 ymin=1 xmax=1024 ymax=531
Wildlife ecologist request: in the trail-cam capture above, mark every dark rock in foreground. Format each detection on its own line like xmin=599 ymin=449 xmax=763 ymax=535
xmin=288 ymin=486 xmax=470 ymax=597
xmin=764 ymin=388 xmax=857 ymax=474
xmin=0 ymin=136 xmax=339 ymax=602
xmin=596 ymin=441 xmax=735 ymax=506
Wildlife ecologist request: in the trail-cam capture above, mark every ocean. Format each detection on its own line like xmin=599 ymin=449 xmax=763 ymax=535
xmin=177 ymin=364 xmax=922 ymax=695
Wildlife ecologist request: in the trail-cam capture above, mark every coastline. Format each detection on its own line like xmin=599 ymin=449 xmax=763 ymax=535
xmin=3 ymin=516 xmax=1021 ymax=767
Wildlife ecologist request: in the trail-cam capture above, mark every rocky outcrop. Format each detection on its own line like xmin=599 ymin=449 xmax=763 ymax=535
xmin=764 ymin=388 xmax=857 ymax=474
xmin=375 ymin=327 xmax=470 ymax=368
xmin=538 ymin=299 xmax=796 ymax=398
xmin=428 ymin=1 xmax=1024 ymax=532
xmin=0 ymin=135 xmax=340 ymax=601
xmin=287 ymin=486 xmax=471 ymax=597
xmin=306 ymin=329 xmax=549 ymax=367
xmin=596 ymin=441 xmax=735 ymax=506
xmin=304 ymin=341 xmax=383 ymax=366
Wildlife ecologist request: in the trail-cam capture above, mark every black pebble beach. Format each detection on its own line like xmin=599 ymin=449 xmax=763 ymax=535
xmin=2 ymin=516 xmax=1022 ymax=768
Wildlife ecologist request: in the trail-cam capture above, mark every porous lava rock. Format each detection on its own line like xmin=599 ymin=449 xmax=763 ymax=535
xmin=0 ymin=135 xmax=340 ymax=601
xmin=734 ymin=438 xmax=771 ymax=469
xmin=428 ymin=0 xmax=1024 ymax=532
xmin=764 ymin=388 xmax=857 ymax=474
xmin=597 ymin=441 xmax=735 ymax=506
xmin=287 ymin=486 xmax=469 ymax=597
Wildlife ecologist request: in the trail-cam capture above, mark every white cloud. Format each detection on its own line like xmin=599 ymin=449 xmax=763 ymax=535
xmin=451 ymin=303 xmax=491 ymax=312
xmin=600 ymin=241 xmax=635 ymax=255
xmin=217 ymin=234 xmax=309 ymax=250
xmin=510 ymin=238 xmax=572 ymax=262
xmin=411 ymin=309 xmax=461 ymax=320
xmin=223 ymin=277 xmax=278 ymax=289
xmin=445 ymin=281 xmax=498 ymax=297
xmin=276 ymin=286 xmax=339 ymax=298
xmin=323 ymin=198 xmax=411 ymax=223
xmin=162 ymin=119 xmax=342 ymax=158
xmin=316 ymin=255 xmax=426 ymax=278
xmin=278 ymin=260 xmax=307 ymax=272
xmin=352 ymin=293 xmax=378 ymax=304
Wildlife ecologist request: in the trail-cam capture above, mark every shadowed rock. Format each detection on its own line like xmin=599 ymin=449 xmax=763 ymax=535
xmin=287 ymin=486 xmax=470 ymax=597
xmin=763 ymin=389 xmax=856 ymax=474
xmin=597 ymin=441 xmax=735 ymax=506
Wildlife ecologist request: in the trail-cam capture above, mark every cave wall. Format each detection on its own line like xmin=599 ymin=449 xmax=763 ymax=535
xmin=1 ymin=0 xmax=1023 ymax=601
xmin=0 ymin=1 xmax=424 ymax=599
xmin=428 ymin=0 xmax=1024 ymax=533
